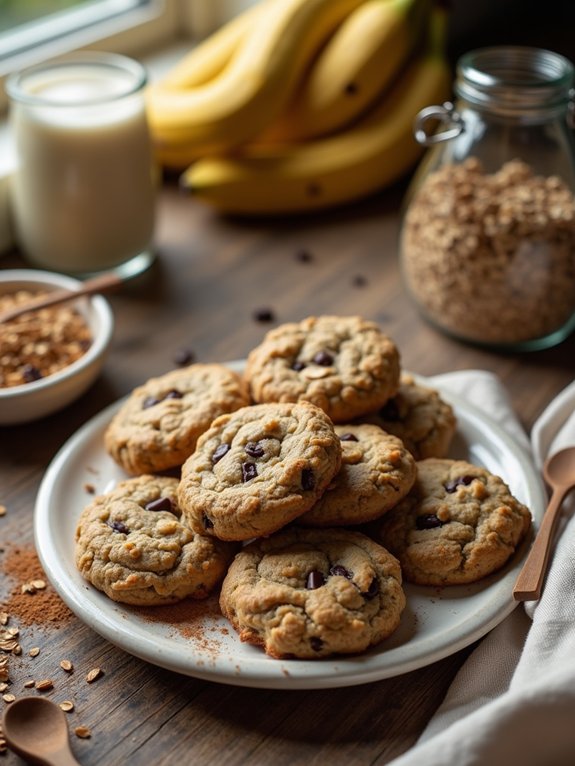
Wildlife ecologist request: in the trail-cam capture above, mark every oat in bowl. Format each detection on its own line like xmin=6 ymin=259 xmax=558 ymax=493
xmin=0 ymin=270 xmax=113 ymax=425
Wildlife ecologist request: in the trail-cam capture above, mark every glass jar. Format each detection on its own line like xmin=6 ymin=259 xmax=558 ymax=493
xmin=399 ymin=46 xmax=575 ymax=351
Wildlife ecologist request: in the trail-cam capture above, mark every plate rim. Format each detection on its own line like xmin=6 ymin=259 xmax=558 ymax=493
xmin=33 ymin=366 xmax=546 ymax=689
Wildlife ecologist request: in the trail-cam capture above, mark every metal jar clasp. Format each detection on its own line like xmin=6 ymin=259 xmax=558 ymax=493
xmin=414 ymin=102 xmax=465 ymax=146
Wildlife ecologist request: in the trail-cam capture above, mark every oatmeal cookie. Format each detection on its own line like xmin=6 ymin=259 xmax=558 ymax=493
xmin=357 ymin=373 xmax=456 ymax=459
xmin=371 ymin=458 xmax=531 ymax=586
xmin=298 ymin=424 xmax=417 ymax=527
xmin=75 ymin=476 xmax=235 ymax=605
xmin=178 ymin=402 xmax=342 ymax=541
xmin=245 ymin=315 xmax=400 ymax=422
xmin=219 ymin=526 xmax=405 ymax=659
xmin=104 ymin=363 xmax=250 ymax=475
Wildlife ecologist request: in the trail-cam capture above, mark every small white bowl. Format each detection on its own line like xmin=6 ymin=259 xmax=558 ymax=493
xmin=0 ymin=269 xmax=114 ymax=425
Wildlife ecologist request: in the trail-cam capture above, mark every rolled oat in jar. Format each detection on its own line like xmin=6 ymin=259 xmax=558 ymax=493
xmin=401 ymin=46 xmax=575 ymax=350
xmin=401 ymin=158 xmax=575 ymax=346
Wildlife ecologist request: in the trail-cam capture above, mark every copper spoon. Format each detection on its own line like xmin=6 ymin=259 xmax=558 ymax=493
xmin=0 ymin=271 xmax=122 ymax=324
xmin=1 ymin=696 xmax=81 ymax=765
xmin=513 ymin=446 xmax=575 ymax=601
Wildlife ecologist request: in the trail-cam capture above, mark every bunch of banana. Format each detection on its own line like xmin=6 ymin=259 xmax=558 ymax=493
xmin=147 ymin=0 xmax=366 ymax=160
xmin=261 ymin=0 xmax=431 ymax=142
xmin=149 ymin=0 xmax=451 ymax=214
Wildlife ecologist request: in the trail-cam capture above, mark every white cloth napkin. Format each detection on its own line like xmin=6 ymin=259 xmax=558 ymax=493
xmin=389 ymin=370 xmax=575 ymax=766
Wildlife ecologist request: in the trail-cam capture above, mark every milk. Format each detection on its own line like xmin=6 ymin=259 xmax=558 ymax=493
xmin=8 ymin=55 xmax=156 ymax=275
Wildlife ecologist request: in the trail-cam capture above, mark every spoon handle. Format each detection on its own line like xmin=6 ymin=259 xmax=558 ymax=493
xmin=0 ymin=271 xmax=123 ymax=324
xmin=44 ymin=746 xmax=83 ymax=766
xmin=513 ymin=486 xmax=568 ymax=601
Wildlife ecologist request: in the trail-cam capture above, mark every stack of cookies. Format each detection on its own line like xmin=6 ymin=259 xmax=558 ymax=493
xmin=75 ymin=315 xmax=531 ymax=661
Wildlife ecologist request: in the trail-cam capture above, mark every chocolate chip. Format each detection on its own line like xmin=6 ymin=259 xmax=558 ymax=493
xmin=253 ymin=308 xmax=275 ymax=323
xmin=445 ymin=475 xmax=475 ymax=493
xmin=241 ymin=462 xmax=257 ymax=482
xmin=301 ymin=468 xmax=315 ymax=491
xmin=363 ymin=578 xmax=379 ymax=599
xmin=22 ymin=365 xmax=42 ymax=383
xmin=173 ymin=348 xmax=195 ymax=367
xmin=310 ymin=637 xmax=324 ymax=652
xmin=416 ymin=514 xmax=444 ymax=530
xmin=379 ymin=398 xmax=400 ymax=421
xmin=107 ymin=519 xmax=129 ymax=534
xmin=145 ymin=497 xmax=173 ymax=513
xmin=329 ymin=565 xmax=352 ymax=579
xmin=142 ymin=389 xmax=181 ymax=409
xmin=211 ymin=443 xmax=230 ymax=464
xmin=292 ymin=361 xmax=306 ymax=371
xmin=295 ymin=249 xmax=313 ymax=263
xmin=313 ymin=350 xmax=333 ymax=366
xmin=306 ymin=570 xmax=325 ymax=590
xmin=339 ymin=433 xmax=358 ymax=442
xmin=164 ymin=389 xmax=183 ymax=400
xmin=202 ymin=514 xmax=213 ymax=529
xmin=245 ymin=441 xmax=264 ymax=458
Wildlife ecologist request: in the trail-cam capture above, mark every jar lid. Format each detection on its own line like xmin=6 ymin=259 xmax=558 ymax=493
xmin=455 ymin=46 xmax=574 ymax=114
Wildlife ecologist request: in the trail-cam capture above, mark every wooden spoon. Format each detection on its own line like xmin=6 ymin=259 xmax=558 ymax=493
xmin=513 ymin=446 xmax=575 ymax=601
xmin=0 ymin=271 xmax=122 ymax=324
xmin=1 ymin=696 xmax=81 ymax=765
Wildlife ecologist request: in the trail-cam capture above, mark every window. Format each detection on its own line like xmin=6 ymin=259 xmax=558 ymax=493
xmin=1 ymin=2 xmax=152 ymax=60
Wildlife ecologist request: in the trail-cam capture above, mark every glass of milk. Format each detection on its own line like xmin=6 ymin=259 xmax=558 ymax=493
xmin=6 ymin=52 xmax=156 ymax=278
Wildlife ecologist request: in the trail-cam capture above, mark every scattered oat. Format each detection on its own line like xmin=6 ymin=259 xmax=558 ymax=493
xmin=60 ymin=659 xmax=73 ymax=672
xmin=2 ymin=694 xmax=15 ymax=704
xmin=35 ymin=679 xmax=54 ymax=691
xmin=23 ymin=680 xmax=35 ymax=688
xmin=0 ymin=614 xmax=8 ymax=626
xmin=59 ymin=700 xmax=74 ymax=712
xmin=0 ymin=640 xmax=18 ymax=653
xmin=86 ymin=667 xmax=102 ymax=683
xmin=75 ymin=726 xmax=91 ymax=739
xmin=29 ymin=647 xmax=40 ymax=658
xmin=0 ymin=684 xmax=7 ymax=693
xmin=31 ymin=580 xmax=46 ymax=590
xmin=12 ymin=645 xmax=21 ymax=656
xmin=21 ymin=582 xmax=36 ymax=595
xmin=0 ymin=505 xmax=6 ymax=517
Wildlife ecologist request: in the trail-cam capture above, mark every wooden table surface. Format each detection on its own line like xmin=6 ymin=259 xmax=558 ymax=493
xmin=1 ymin=179 xmax=574 ymax=766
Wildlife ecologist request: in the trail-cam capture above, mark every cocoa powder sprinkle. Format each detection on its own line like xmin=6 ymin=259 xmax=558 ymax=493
xmin=1 ymin=545 xmax=72 ymax=626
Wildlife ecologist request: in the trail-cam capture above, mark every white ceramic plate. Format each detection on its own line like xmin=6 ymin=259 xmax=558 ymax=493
xmin=34 ymin=365 xmax=545 ymax=689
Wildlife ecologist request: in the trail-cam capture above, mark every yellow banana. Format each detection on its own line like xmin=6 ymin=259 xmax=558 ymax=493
xmin=264 ymin=0 xmax=430 ymax=142
xmin=146 ymin=0 xmax=366 ymax=161
xmin=160 ymin=2 xmax=265 ymax=90
xmin=180 ymin=9 xmax=451 ymax=215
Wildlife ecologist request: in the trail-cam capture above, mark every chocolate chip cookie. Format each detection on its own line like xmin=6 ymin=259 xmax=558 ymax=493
xmin=219 ymin=526 xmax=405 ymax=659
xmin=104 ymin=363 xmax=250 ymax=475
xmin=177 ymin=402 xmax=342 ymax=541
xmin=245 ymin=315 xmax=401 ymax=422
xmin=357 ymin=373 xmax=457 ymax=460
xmin=371 ymin=458 xmax=531 ymax=586
xmin=75 ymin=476 xmax=236 ymax=605
xmin=298 ymin=424 xmax=417 ymax=527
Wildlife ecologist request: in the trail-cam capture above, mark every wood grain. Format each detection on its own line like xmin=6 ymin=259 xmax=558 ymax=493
xmin=1 ymin=179 xmax=573 ymax=765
